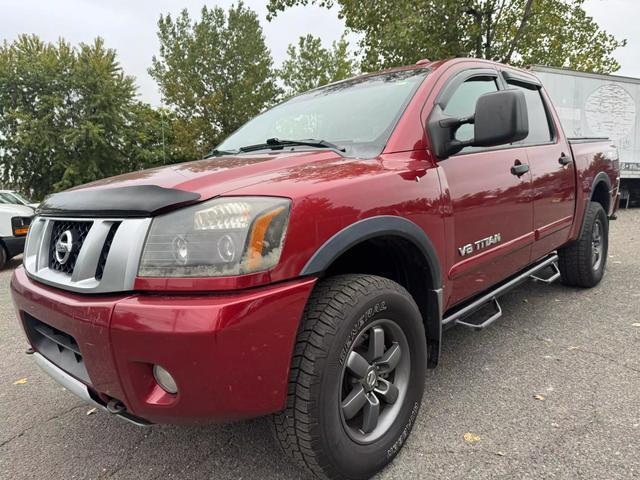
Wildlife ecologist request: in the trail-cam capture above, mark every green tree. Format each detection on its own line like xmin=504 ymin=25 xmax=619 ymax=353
xmin=121 ymin=103 xmax=181 ymax=172
xmin=53 ymin=38 xmax=138 ymax=191
xmin=267 ymin=0 xmax=626 ymax=73
xmin=0 ymin=35 xmax=181 ymax=198
xmin=149 ymin=2 xmax=280 ymax=158
xmin=279 ymin=34 xmax=357 ymax=96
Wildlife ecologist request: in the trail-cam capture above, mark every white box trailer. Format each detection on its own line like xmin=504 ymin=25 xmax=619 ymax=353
xmin=529 ymin=65 xmax=640 ymax=206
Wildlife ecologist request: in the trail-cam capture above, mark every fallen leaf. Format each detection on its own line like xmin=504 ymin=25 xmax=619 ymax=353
xmin=495 ymin=451 xmax=505 ymax=457
xmin=463 ymin=432 xmax=481 ymax=443
xmin=13 ymin=377 xmax=28 ymax=385
xmin=86 ymin=407 xmax=97 ymax=416
xmin=533 ymin=394 xmax=546 ymax=401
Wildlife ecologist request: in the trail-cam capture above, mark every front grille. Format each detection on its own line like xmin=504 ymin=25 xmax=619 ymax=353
xmin=23 ymin=313 xmax=90 ymax=384
xmin=48 ymin=220 xmax=93 ymax=275
xmin=95 ymin=222 xmax=121 ymax=280
xmin=24 ymin=216 xmax=151 ymax=294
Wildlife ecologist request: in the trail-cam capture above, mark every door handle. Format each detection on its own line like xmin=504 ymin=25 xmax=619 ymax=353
xmin=558 ymin=153 xmax=572 ymax=165
xmin=510 ymin=162 xmax=529 ymax=176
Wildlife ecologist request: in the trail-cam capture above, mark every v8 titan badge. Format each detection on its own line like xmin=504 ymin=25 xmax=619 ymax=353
xmin=458 ymin=233 xmax=501 ymax=257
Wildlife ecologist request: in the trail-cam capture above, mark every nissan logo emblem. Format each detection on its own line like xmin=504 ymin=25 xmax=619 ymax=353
xmin=54 ymin=230 xmax=74 ymax=265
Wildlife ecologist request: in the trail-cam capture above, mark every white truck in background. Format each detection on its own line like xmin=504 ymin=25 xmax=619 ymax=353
xmin=530 ymin=65 xmax=639 ymax=206
xmin=0 ymin=204 xmax=34 ymax=269
xmin=0 ymin=189 xmax=39 ymax=209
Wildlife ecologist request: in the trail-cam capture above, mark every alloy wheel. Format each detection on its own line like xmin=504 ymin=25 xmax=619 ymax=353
xmin=592 ymin=219 xmax=603 ymax=271
xmin=339 ymin=319 xmax=411 ymax=444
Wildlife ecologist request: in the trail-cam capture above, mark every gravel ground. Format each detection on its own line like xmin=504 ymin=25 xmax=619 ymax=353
xmin=1 ymin=210 xmax=639 ymax=480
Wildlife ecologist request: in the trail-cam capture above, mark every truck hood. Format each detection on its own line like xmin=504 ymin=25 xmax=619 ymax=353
xmin=74 ymin=150 xmax=342 ymax=197
xmin=39 ymin=150 xmax=352 ymax=217
xmin=0 ymin=204 xmax=35 ymax=217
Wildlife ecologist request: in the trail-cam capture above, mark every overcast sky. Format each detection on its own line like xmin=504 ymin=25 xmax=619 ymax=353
xmin=1 ymin=0 xmax=638 ymax=106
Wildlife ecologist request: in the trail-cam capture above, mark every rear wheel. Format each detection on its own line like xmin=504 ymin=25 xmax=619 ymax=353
xmin=558 ymin=201 xmax=609 ymax=287
xmin=272 ymin=275 xmax=426 ymax=480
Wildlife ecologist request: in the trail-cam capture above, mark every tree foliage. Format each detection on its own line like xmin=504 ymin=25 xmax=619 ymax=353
xmin=266 ymin=0 xmax=626 ymax=73
xmin=149 ymin=2 xmax=280 ymax=158
xmin=0 ymin=35 xmax=177 ymax=199
xmin=279 ymin=34 xmax=357 ymax=96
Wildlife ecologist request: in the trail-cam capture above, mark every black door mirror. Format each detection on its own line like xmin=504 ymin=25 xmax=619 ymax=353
xmin=428 ymin=88 xmax=529 ymax=159
xmin=473 ymin=89 xmax=528 ymax=147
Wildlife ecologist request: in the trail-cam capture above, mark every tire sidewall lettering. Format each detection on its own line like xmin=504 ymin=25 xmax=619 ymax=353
xmin=338 ymin=300 xmax=387 ymax=366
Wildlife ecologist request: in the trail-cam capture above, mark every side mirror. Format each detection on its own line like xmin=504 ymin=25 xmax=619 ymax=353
xmin=428 ymin=88 xmax=529 ymax=159
xmin=473 ymin=89 xmax=528 ymax=147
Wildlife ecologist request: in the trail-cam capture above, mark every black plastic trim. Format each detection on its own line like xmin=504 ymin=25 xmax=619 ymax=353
xmin=577 ymin=172 xmax=612 ymax=238
xmin=1 ymin=235 xmax=26 ymax=258
xmin=300 ymin=215 xmax=442 ymax=288
xmin=37 ymin=185 xmax=201 ymax=218
xmin=435 ymin=68 xmax=499 ymax=110
xmin=500 ymin=69 xmax=542 ymax=87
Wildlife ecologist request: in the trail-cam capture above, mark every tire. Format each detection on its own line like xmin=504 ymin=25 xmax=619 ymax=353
xmin=0 ymin=245 xmax=7 ymax=270
xmin=558 ymin=201 xmax=608 ymax=288
xmin=272 ymin=274 xmax=427 ymax=480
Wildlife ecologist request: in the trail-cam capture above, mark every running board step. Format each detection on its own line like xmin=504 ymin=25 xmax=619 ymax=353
xmin=442 ymin=253 xmax=559 ymax=330
xmin=455 ymin=297 xmax=502 ymax=331
xmin=529 ymin=261 xmax=560 ymax=284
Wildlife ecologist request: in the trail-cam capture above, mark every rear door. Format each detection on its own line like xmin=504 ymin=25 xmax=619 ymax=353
xmin=434 ymin=68 xmax=534 ymax=306
xmin=502 ymin=72 xmax=575 ymax=260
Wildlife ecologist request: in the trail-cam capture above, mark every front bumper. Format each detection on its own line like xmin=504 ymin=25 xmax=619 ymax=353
xmin=11 ymin=267 xmax=316 ymax=424
xmin=2 ymin=235 xmax=26 ymax=258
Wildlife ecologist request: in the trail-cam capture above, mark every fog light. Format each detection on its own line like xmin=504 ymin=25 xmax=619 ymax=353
xmin=153 ymin=364 xmax=178 ymax=394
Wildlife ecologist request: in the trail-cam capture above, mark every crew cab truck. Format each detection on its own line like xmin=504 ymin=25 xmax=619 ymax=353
xmin=11 ymin=58 xmax=619 ymax=480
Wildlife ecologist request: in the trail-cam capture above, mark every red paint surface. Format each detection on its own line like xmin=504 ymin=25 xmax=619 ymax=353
xmin=12 ymin=267 xmax=316 ymax=423
xmin=11 ymin=58 xmax=619 ymax=423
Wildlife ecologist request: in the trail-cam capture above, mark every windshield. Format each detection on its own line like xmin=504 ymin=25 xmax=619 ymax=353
xmin=217 ymin=68 xmax=430 ymax=158
xmin=9 ymin=192 xmax=31 ymax=204
xmin=0 ymin=193 xmax=16 ymax=204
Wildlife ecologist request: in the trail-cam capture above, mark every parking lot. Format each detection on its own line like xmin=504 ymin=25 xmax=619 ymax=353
xmin=1 ymin=209 xmax=639 ymax=480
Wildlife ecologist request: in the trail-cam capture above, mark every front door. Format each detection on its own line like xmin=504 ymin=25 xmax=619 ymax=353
xmin=435 ymin=70 xmax=534 ymax=306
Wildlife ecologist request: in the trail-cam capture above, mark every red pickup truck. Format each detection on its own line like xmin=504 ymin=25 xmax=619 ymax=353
xmin=11 ymin=58 xmax=619 ymax=480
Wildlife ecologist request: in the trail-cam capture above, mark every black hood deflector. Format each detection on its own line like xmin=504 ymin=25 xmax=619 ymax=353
xmin=38 ymin=185 xmax=202 ymax=218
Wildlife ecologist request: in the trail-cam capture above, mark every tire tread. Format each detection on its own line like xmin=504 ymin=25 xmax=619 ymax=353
xmin=271 ymin=274 xmax=411 ymax=479
xmin=558 ymin=201 xmax=607 ymax=288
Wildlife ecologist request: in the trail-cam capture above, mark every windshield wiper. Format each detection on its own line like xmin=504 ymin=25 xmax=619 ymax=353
xmin=205 ymin=148 xmax=240 ymax=158
xmin=239 ymin=138 xmax=346 ymax=153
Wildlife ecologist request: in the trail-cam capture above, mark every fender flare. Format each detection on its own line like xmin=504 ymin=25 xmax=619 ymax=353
xmin=300 ymin=215 xmax=442 ymax=288
xmin=300 ymin=215 xmax=443 ymax=367
xmin=577 ymin=172 xmax=612 ymax=239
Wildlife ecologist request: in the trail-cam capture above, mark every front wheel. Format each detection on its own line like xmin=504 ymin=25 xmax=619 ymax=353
xmin=558 ymin=201 xmax=609 ymax=287
xmin=0 ymin=245 xmax=7 ymax=270
xmin=272 ymin=275 xmax=427 ymax=480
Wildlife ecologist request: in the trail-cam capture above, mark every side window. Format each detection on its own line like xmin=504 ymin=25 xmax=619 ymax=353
xmin=507 ymin=82 xmax=553 ymax=145
xmin=444 ymin=76 xmax=498 ymax=143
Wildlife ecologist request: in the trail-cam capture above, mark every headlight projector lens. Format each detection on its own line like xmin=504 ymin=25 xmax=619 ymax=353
xmin=172 ymin=235 xmax=189 ymax=265
xmin=217 ymin=234 xmax=236 ymax=262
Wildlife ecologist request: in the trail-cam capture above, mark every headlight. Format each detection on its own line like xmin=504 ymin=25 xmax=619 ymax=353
xmin=11 ymin=216 xmax=31 ymax=236
xmin=138 ymin=197 xmax=291 ymax=277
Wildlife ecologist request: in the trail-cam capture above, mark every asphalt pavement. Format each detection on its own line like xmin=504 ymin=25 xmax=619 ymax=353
xmin=1 ymin=210 xmax=639 ymax=480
